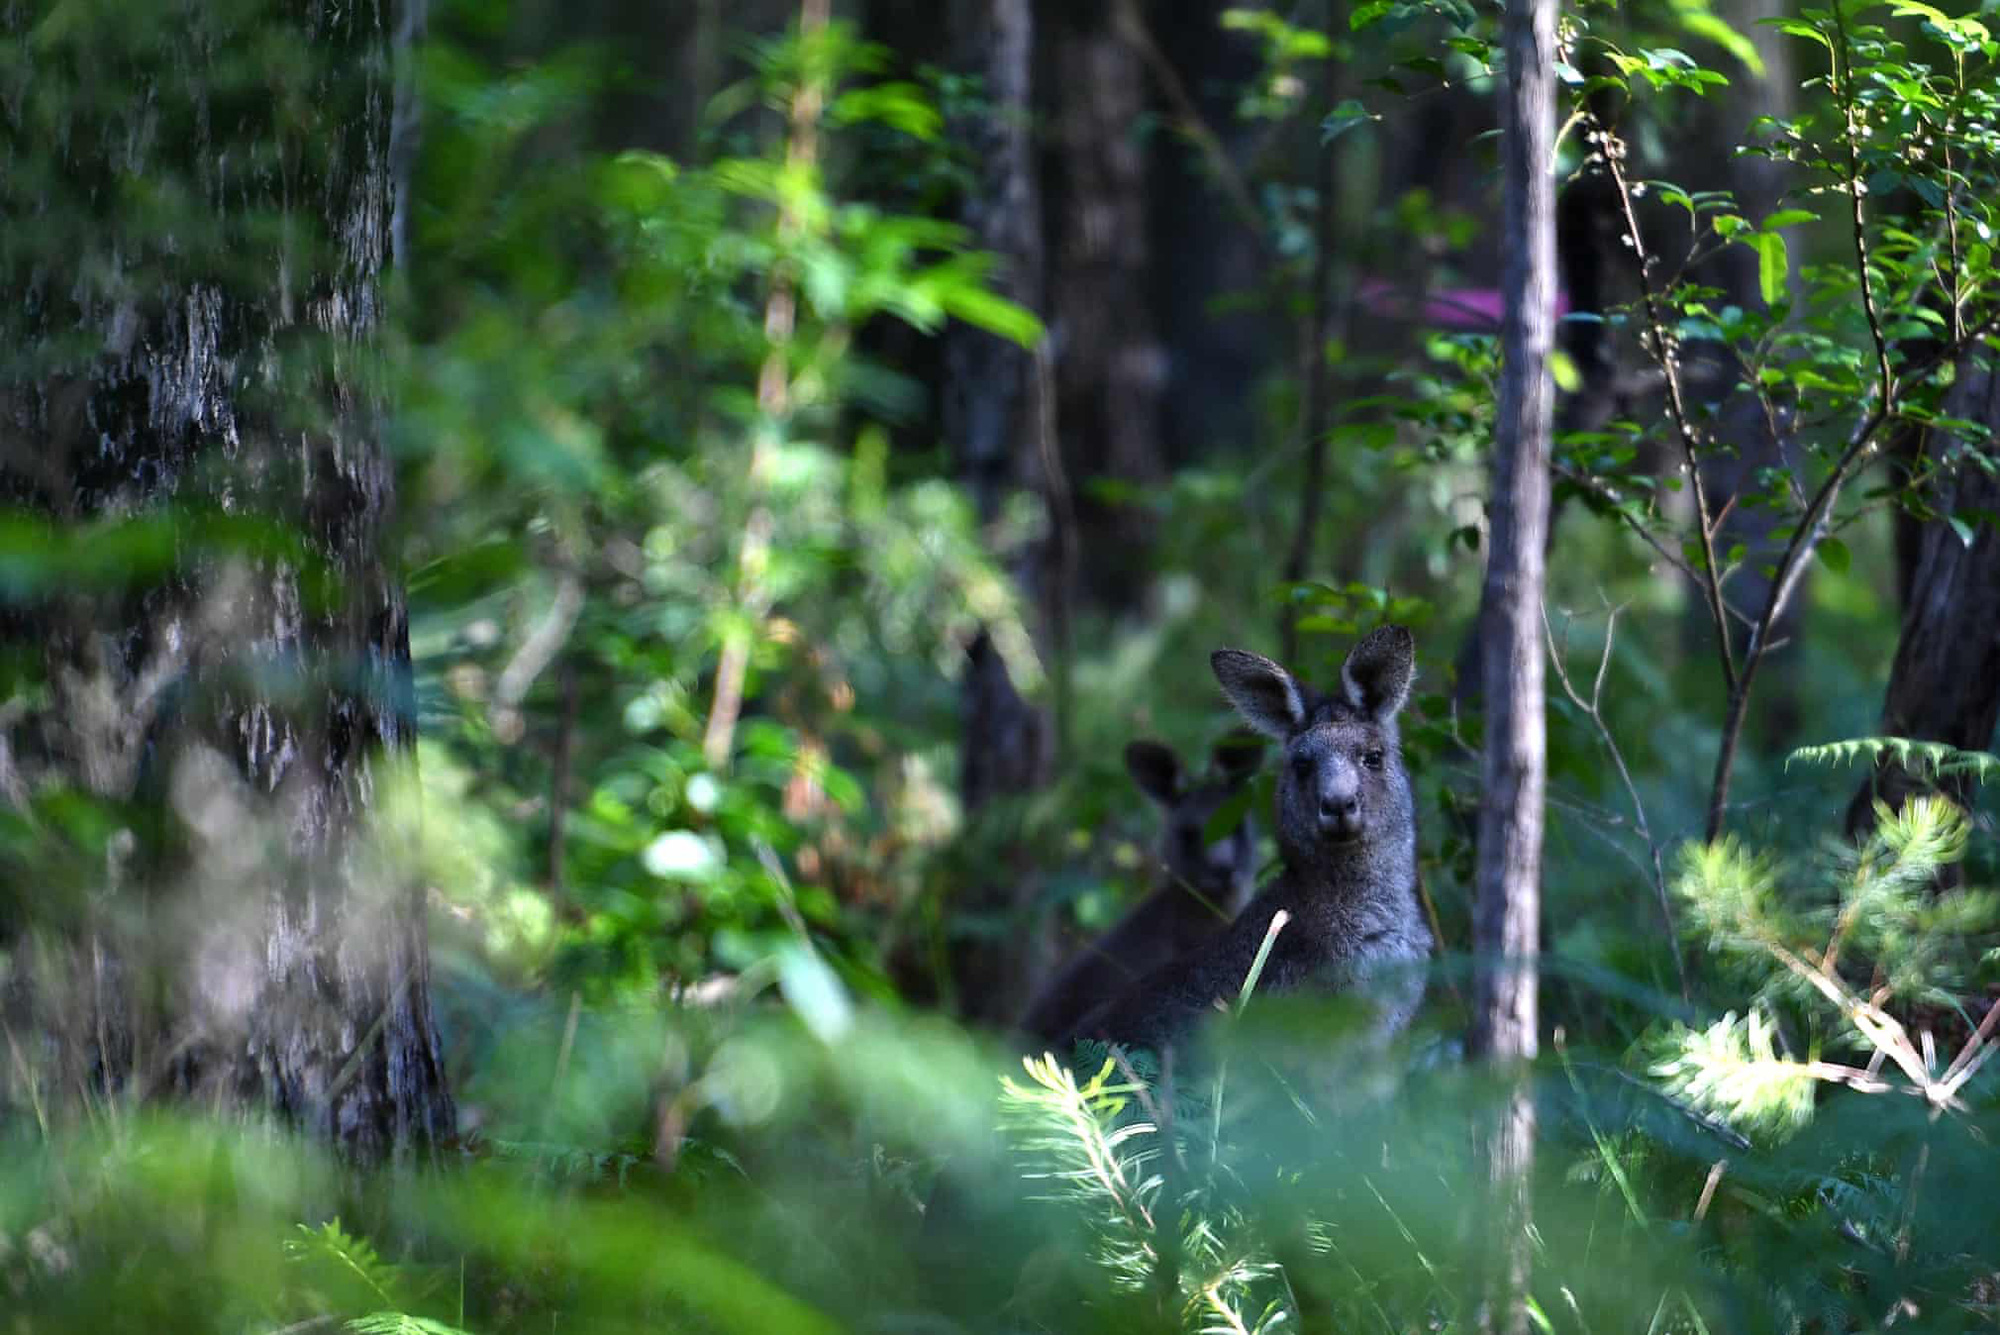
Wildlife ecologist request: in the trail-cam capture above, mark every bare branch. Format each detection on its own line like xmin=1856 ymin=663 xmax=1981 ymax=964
xmin=1542 ymin=602 xmax=1686 ymax=999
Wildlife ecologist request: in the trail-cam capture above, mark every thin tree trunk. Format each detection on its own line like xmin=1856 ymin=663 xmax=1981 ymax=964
xmin=1845 ymin=359 xmax=2000 ymax=846
xmin=1469 ymin=0 xmax=1555 ymax=1322
xmin=0 ymin=0 xmax=452 ymax=1162
xmin=702 ymin=0 xmax=830 ymax=770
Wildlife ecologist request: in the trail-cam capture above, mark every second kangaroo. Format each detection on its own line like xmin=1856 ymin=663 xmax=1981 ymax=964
xmin=1018 ymin=734 xmax=1263 ymax=1044
xmin=1082 ymin=626 xmax=1431 ymax=1051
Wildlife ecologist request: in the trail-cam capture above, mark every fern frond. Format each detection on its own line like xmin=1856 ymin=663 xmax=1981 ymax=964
xmin=998 ymin=1052 xmax=1164 ymax=1290
xmin=1787 ymin=736 xmax=2000 ymax=787
xmin=1672 ymin=838 xmax=1797 ymax=957
xmin=348 ymin=1315 xmax=478 ymax=1335
xmin=1649 ymin=1011 xmax=1818 ymax=1136
xmin=999 ymin=1053 xmax=1290 ymax=1332
xmin=287 ymin=1219 xmax=402 ymax=1309
xmin=1834 ymin=795 xmax=1972 ymax=979
xmin=1867 ymin=794 xmax=1969 ymax=874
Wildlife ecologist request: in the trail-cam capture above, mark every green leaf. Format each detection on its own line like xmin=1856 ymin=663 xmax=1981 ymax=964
xmin=939 ymin=284 xmax=1044 ymax=348
xmin=1767 ymin=18 xmax=1832 ymax=52
xmin=1351 ymin=0 xmax=1397 ymax=28
xmin=1550 ymin=349 xmax=1581 ymax=392
xmin=1676 ymin=8 xmax=1762 ymax=76
xmin=831 ymin=83 xmax=944 ymax=141
xmin=1763 ymin=208 xmax=1817 ymax=229
xmin=1815 ymin=537 xmax=1851 ymax=574
xmin=1322 ymin=99 xmax=1377 ymax=144
xmin=1753 ymin=231 xmax=1788 ymax=307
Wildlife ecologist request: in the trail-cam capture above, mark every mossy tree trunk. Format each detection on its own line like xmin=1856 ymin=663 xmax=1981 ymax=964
xmin=0 ymin=0 xmax=452 ymax=1163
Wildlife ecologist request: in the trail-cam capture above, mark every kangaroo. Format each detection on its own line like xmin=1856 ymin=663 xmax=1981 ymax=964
xmin=1017 ymin=734 xmax=1264 ymax=1045
xmin=1080 ymin=626 xmax=1431 ymax=1052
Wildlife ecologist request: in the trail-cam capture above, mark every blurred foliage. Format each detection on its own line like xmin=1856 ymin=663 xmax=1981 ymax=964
xmin=396 ymin=10 xmax=1041 ymax=1007
xmin=5 ymin=0 xmax=2000 ymax=1331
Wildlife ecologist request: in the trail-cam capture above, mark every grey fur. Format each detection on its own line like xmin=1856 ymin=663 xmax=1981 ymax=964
xmin=1079 ymin=627 xmax=1431 ymax=1051
xmin=1018 ymin=734 xmax=1264 ymax=1045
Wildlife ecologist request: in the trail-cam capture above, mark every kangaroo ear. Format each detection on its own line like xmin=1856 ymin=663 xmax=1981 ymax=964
xmin=1340 ymin=625 xmax=1416 ymax=721
xmin=1208 ymin=729 xmax=1266 ymax=784
xmin=1211 ymin=649 xmax=1309 ymax=740
xmin=1124 ymin=740 xmax=1184 ymax=805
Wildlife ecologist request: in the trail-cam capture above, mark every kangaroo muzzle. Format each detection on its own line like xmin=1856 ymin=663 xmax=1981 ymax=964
xmin=1316 ymin=772 xmax=1363 ymax=841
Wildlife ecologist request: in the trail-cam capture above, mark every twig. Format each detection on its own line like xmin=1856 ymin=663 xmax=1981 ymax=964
xmin=551 ymin=989 xmax=582 ymax=1108
xmin=1548 ymin=462 xmax=1751 ymax=632
xmin=1279 ymin=0 xmax=1344 ymax=660
xmin=1596 ymin=121 xmax=1738 ymax=697
xmin=1704 ymin=10 xmax=1931 ymax=841
xmin=1111 ymin=1043 xmax=1183 ymax=1308
xmin=1937 ymin=996 xmax=2000 ymax=1094
xmin=547 ymin=660 xmax=579 ymax=895
xmin=1113 ymin=0 xmax=1270 ymax=257
xmin=1692 ymin=1159 xmax=1727 ymax=1223
xmin=1763 ymin=940 xmax=1949 ymax=1104
xmin=1542 ymin=601 xmax=1686 ymax=999
xmin=1706 ymin=403 xmax=1890 ymax=841
xmin=1076 ymin=1051 xmax=1160 ymax=1242
xmin=492 ymin=571 xmax=583 ymax=714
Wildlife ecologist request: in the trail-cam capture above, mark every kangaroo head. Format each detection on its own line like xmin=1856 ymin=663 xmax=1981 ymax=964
xmin=1209 ymin=626 xmax=1415 ymax=867
xmin=1124 ymin=732 xmax=1264 ymax=909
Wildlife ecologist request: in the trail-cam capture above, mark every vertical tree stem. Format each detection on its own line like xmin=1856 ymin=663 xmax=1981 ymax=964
xmin=1472 ymin=0 xmax=1555 ymax=1323
xmin=702 ymin=0 xmax=831 ymax=770
xmin=1280 ymin=3 xmax=1344 ymax=662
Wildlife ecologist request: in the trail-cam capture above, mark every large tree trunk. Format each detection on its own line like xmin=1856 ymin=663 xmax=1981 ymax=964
xmin=1845 ymin=360 xmax=2000 ymax=843
xmin=1470 ymin=0 xmax=1555 ymax=1322
xmin=942 ymin=0 xmax=1060 ymax=1026
xmin=1047 ymin=2 xmax=1166 ymax=612
xmin=0 ymin=0 xmax=453 ymax=1163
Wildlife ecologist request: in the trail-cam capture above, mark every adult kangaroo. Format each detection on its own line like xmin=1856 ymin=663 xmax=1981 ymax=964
xmin=1018 ymin=734 xmax=1263 ymax=1045
xmin=1081 ymin=627 xmax=1431 ymax=1052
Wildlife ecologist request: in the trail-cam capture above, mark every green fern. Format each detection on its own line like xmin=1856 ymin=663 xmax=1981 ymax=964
xmin=348 ymin=1316 xmax=478 ymax=1335
xmin=997 ymin=1053 xmax=1288 ymax=1332
xmin=285 ymin=1220 xmax=475 ymax=1334
xmin=998 ymin=1052 xmax=1164 ymax=1291
xmin=1786 ymin=735 xmax=2000 ymax=785
xmin=286 ymin=1219 xmax=403 ymax=1309
xmin=1647 ymin=1011 xmax=1818 ymax=1137
xmin=1671 ymin=837 xmax=1802 ymax=961
xmin=1659 ymin=793 xmax=1995 ymax=1137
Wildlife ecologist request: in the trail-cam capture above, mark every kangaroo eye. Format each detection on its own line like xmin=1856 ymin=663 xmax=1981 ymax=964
xmin=1362 ymin=749 xmax=1385 ymax=770
xmin=1290 ymin=753 xmax=1312 ymax=777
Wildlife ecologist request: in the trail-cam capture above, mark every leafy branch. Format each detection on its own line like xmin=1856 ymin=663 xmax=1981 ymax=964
xmin=1664 ymin=795 xmax=1999 ymax=1131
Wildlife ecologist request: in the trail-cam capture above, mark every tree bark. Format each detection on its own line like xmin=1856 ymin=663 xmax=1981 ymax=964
xmin=1845 ymin=359 xmax=2000 ymax=844
xmin=942 ymin=0 xmax=1060 ymax=1026
xmin=1470 ymin=0 xmax=1555 ymax=1323
xmin=0 ymin=0 xmax=453 ymax=1163
xmin=953 ymin=631 xmax=1055 ymax=1024
xmin=1047 ymin=2 xmax=1166 ymax=612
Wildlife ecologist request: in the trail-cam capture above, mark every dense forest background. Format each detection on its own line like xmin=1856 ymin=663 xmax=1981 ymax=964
xmin=3 ymin=0 xmax=1999 ymax=1330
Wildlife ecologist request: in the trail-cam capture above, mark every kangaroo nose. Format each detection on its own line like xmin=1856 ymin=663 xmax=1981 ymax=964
xmin=1319 ymin=790 xmax=1359 ymax=825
